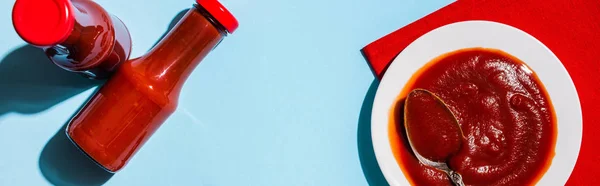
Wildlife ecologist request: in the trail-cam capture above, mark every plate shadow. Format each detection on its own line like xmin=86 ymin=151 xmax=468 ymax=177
xmin=357 ymin=80 xmax=389 ymax=186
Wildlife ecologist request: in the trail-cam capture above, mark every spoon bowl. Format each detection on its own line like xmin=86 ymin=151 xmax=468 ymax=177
xmin=404 ymin=89 xmax=465 ymax=186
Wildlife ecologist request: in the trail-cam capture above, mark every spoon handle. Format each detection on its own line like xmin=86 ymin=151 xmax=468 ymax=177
xmin=448 ymin=170 xmax=465 ymax=186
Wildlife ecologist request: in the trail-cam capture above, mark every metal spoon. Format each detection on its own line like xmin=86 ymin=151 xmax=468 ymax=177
xmin=404 ymin=89 xmax=465 ymax=186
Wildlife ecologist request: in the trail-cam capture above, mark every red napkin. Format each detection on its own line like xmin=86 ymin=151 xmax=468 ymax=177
xmin=362 ymin=0 xmax=600 ymax=184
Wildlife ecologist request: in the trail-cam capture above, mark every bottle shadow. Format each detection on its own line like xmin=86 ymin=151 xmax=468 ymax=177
xmin=152 ymin=8 xmax=190 ymax=49
xmin=35 ymin=9 xmax=190 ymax=186
xmin=357 ymin=80 xmax=389 ymax=186
xmin=0 ymin=45 xmax=101 ymax=117
xmin=38 ymin=116 xmax=115 ymax=186
xmin=0 ymin=44 xmax=105 ymax=186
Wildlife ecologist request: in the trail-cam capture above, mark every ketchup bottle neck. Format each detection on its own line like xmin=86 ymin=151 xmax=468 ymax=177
xmin=140 ymin=6 xmax=226 ymax=92
xmin=44 ymin=0 xmax=117 ymax=72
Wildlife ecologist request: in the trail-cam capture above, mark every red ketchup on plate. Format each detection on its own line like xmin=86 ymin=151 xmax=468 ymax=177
xmin=12 ymin=0 xmax=132 ymax=78
xmin=66 ymin=0 xmax=238 ymax=172
xmin=391 ymin=48 xmax=556 ymax=186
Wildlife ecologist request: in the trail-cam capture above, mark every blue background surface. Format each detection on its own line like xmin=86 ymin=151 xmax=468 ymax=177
xmin=0 ymin=0 xmax=452 ymax=185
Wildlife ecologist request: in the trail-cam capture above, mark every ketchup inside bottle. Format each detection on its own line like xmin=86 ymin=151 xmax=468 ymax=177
xmin=12 ymin=0 xmax=132 ymax=78
xmin=66 ymin=0 xmax=238 ymax=172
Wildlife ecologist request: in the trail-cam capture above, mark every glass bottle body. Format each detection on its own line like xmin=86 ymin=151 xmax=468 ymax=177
xmin=66 ymin=5 xmax=226 ymax=172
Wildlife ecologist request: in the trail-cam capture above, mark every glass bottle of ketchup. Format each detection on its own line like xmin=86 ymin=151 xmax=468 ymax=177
xmin=12 ymin=0 xmax=132 ymax=78
xmin=66 ymin=0 xmax=238 ymax=172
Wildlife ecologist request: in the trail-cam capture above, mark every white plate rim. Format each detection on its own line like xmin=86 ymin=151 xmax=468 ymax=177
xmin=370 ymin=20 xmax=583 ymax=186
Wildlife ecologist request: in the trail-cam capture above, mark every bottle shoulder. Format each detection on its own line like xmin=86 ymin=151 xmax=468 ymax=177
xmin=115 ymin=59 xmax=179 ymax=110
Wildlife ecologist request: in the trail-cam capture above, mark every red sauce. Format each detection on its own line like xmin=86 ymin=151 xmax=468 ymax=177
xmin=404 ymin=89 xmax=463 ymax=163
xmin=66 ymin=2 xmax=236 ymax=172
xmin=389 ymin=48 xmax=556 ymax=185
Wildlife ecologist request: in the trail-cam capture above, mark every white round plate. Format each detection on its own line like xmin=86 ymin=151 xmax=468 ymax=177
xmin=371 ymin=20 xmax=582 ymax=186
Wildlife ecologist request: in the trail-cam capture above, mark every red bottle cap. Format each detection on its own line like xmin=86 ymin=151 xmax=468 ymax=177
xmin=12 ymin=0 xmax=75 ymax=47
xmin=197 ymin=0 xmax=238 ymax=34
